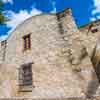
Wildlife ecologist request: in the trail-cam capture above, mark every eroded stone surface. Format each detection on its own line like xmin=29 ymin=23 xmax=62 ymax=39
xmin=0 ymin=9 xmax=99 ymax=98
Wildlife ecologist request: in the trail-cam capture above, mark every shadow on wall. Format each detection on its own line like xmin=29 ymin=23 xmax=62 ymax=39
xmin=85 ymin=71 xmax=99 ymax=98
xmin=91 ymin=40 xmax=100 ymax=83
xmin=85 ymin=40 xmax=100 ymax=98
xmin=56 ymin=12 xmax=65 ymax=34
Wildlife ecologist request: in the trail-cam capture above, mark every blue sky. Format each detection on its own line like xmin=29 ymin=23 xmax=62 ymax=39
xmin=0 ymin=0 xmax=100 ymax=40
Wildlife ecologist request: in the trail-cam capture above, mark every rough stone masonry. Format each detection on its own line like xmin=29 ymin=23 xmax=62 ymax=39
xmin=0 ymin=8 xmax=99 ymax=99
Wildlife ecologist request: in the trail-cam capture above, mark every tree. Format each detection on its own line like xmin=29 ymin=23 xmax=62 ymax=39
xmin=0 ymin=0 xmax=6 ymax=24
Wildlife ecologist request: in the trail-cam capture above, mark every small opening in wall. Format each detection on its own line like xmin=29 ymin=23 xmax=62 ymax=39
xmin=23 ymin=34 xmax=31 ymax=51
xmin=91 ymin=28 xmax=98 ymax=33
xmin=1 ymin=40 xmax=7 ymax=48
xmin=18 ymin=63 xmax=33 ymax=92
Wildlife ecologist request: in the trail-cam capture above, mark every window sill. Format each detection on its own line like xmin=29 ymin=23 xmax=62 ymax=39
xmin=18 ymin=85 xmax=35 ymax=92
xmin=23 ymin=48 xmax=32 ymax=54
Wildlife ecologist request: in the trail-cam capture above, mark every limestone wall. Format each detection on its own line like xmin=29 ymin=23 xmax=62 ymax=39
xmin=0 ymin=9 xmax=98 ymax=98
xmin=79 ymin=20 xmax=100 ymax=57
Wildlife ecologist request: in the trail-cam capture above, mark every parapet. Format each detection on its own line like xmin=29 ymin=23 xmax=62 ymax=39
xmin=64 ymin=8 xmax=72 ymax=15
xmin=56 ymin=8 xmax=72 ymax=20
xmin=79 ymin=19 xmax=100 ymax=30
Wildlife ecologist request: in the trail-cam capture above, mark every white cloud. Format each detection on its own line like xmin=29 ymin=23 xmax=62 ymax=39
xmin=2 ymin=0 xmax=13 ymax=4
xmin=50 ymin=0 xmax=56 ymax=13
xmin=92 ymin=0 xmax=100 ymax=14
xmin=90 ymin=0 xmax=100 ymax=21
xmin=0 ymin=8 xmax=42 ymax=40
xmin=6 ymin=8 xmax=42 ymax=29
xmin=6 ymin=10 xmax=31 ymax=28
xmin=0 ymin=34 xmax=8 ymax=41
xmin=90 ymin=17 xmax=96 ymax=21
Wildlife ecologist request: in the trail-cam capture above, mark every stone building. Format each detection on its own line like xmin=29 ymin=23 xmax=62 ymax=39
xmin=0 ymin=8 xmax=99 ymax=98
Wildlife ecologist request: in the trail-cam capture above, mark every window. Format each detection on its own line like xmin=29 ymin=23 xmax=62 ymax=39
xmin=1 ymin=40 xmax=7 ymax=48
xmin=23 ymin=34 xmax=31 ymax=51
xmin=18 ymin=63 xmax=33 ymax=92
xmin=91 ymin=28 xmax=98 ymax=33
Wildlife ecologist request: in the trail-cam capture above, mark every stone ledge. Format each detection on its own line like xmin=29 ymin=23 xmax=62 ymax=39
xmin=0 ymin=98 xmax=100 ymax=100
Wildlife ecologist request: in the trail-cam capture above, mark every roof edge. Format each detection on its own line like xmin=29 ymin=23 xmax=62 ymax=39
xmin=1 ymin=8 xmax=72 ymax=41
xmin=79 ymin=19 xmax=100 ymax=29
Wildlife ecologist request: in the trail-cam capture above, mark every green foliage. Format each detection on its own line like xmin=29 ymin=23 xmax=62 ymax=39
xmin=0 ymin=13 xmax=6 ymax=24
xmin=0 ymin=0 xmax=3 ymax=12
xmin=0 ymin=0 xmax=6 ymax=24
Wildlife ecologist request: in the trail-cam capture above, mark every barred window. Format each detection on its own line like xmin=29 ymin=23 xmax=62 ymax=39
xmin=23 ymin=34 xmax=31 ymax=51
xmin=19 ymin=63 xmax=33 ymax=92
xmin=1 ymin=40 xmax=7 ymax=48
